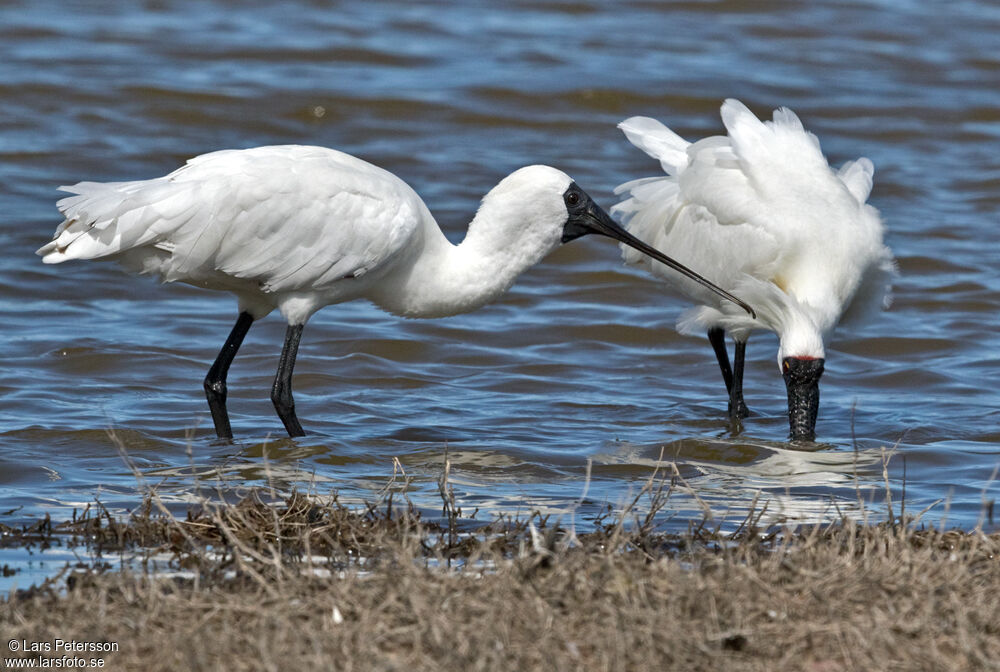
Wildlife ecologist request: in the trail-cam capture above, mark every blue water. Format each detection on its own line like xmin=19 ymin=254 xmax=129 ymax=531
xmin=1 ymin=0 xmax=999 ymax=551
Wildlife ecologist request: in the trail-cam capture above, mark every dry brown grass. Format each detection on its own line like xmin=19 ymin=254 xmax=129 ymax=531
xmin=2 ymin=472 xmax=1000 ymax=672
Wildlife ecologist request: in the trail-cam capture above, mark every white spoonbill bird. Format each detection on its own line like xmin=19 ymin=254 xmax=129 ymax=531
xmin=613 ymin=100 xmax=894 ymax=441
xmin=38 ymin=144 xmax=753 ymax=440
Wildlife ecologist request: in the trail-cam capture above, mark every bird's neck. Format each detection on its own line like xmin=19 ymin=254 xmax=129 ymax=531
xmin=372 ymin=210 xmax=553 ymax=318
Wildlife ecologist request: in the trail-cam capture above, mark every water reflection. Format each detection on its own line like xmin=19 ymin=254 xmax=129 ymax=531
xmin=597 ymin=436 xmax=889 ymax=527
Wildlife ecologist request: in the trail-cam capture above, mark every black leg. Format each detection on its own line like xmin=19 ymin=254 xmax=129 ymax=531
xmin=271 ymin=323 xmax=306 ymax=437
xmin=708 ymin=327 xmax=734 ymax=394
xmin=204 ymin=311 xmax=255 ymax=440
xmin=730 ymin=339 xmax=750 ymax=419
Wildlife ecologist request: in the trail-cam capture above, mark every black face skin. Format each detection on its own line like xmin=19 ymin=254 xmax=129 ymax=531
xmin=560 ymin=183 xmax=756 ymax=319
xmin=782 ymin=356 xmax=825 ymax=441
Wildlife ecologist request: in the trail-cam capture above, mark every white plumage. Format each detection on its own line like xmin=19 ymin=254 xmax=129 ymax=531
xmin=40 ymin=144 xmax=740 ymax=439
xmin=613 ymin=99 xmax=895 ymax=440
xmin=44 ymin=146 xmax=463 ymax=324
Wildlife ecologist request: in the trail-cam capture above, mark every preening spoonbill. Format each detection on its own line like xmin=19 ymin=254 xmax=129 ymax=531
xmin=613 ymin=100 xmax=894 ymax=441
xmin=39 ymin=145 xmax=753 ymax=439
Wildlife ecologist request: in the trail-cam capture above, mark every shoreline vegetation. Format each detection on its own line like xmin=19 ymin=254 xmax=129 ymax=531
xmin=2 ymin=457 xmax=999 ymax=671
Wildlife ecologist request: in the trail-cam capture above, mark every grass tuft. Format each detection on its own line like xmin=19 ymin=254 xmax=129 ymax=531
xmin=2 ymin=452 xmax=999 ymax=671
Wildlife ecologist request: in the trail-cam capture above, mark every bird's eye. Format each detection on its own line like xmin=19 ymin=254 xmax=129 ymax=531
xmin=783 ymin=361 xmax=790 ymax=372
xmin=565 ymin=191 xmax=580 ymax=207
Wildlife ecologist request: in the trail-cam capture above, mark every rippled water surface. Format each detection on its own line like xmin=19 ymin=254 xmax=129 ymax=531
xmin=2 ymin=1 xmax=999 ymax=542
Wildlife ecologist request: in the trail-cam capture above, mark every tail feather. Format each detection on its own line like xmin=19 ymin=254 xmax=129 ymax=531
xmin=618 ymin=116 xmax=690 ymax=175
xmin=720 ymin=99 xmax=824 ymax=176
xmin=837 ymin=157 xmax=875 ymax=203
xmin=614 ymin=115 xmax=691 ymax=265
xmin=39 ymin=178 xmax=198 ymax=264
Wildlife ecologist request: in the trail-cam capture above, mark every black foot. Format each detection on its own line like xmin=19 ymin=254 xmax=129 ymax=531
xmin=728 ymin=398 xmax=751 ymax=420
xmin=274 ymin=401 xmax=306 ymax=438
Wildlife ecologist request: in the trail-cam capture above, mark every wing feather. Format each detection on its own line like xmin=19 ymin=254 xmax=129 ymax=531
xmin=39 ymin=146 xmax=424 ymax=295
xmin=614 ymin=99 xmax=893 ymax=338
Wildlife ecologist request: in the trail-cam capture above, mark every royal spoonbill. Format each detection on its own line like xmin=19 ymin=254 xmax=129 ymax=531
xmin=39 ymin=145 xmax=753 ymax=440
xmin=613 ymin=100 xmax=894 ymax=441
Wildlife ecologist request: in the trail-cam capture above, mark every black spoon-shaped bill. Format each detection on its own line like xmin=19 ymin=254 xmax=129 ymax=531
xmin=782 ymin=356 xmax=825 ymax=442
